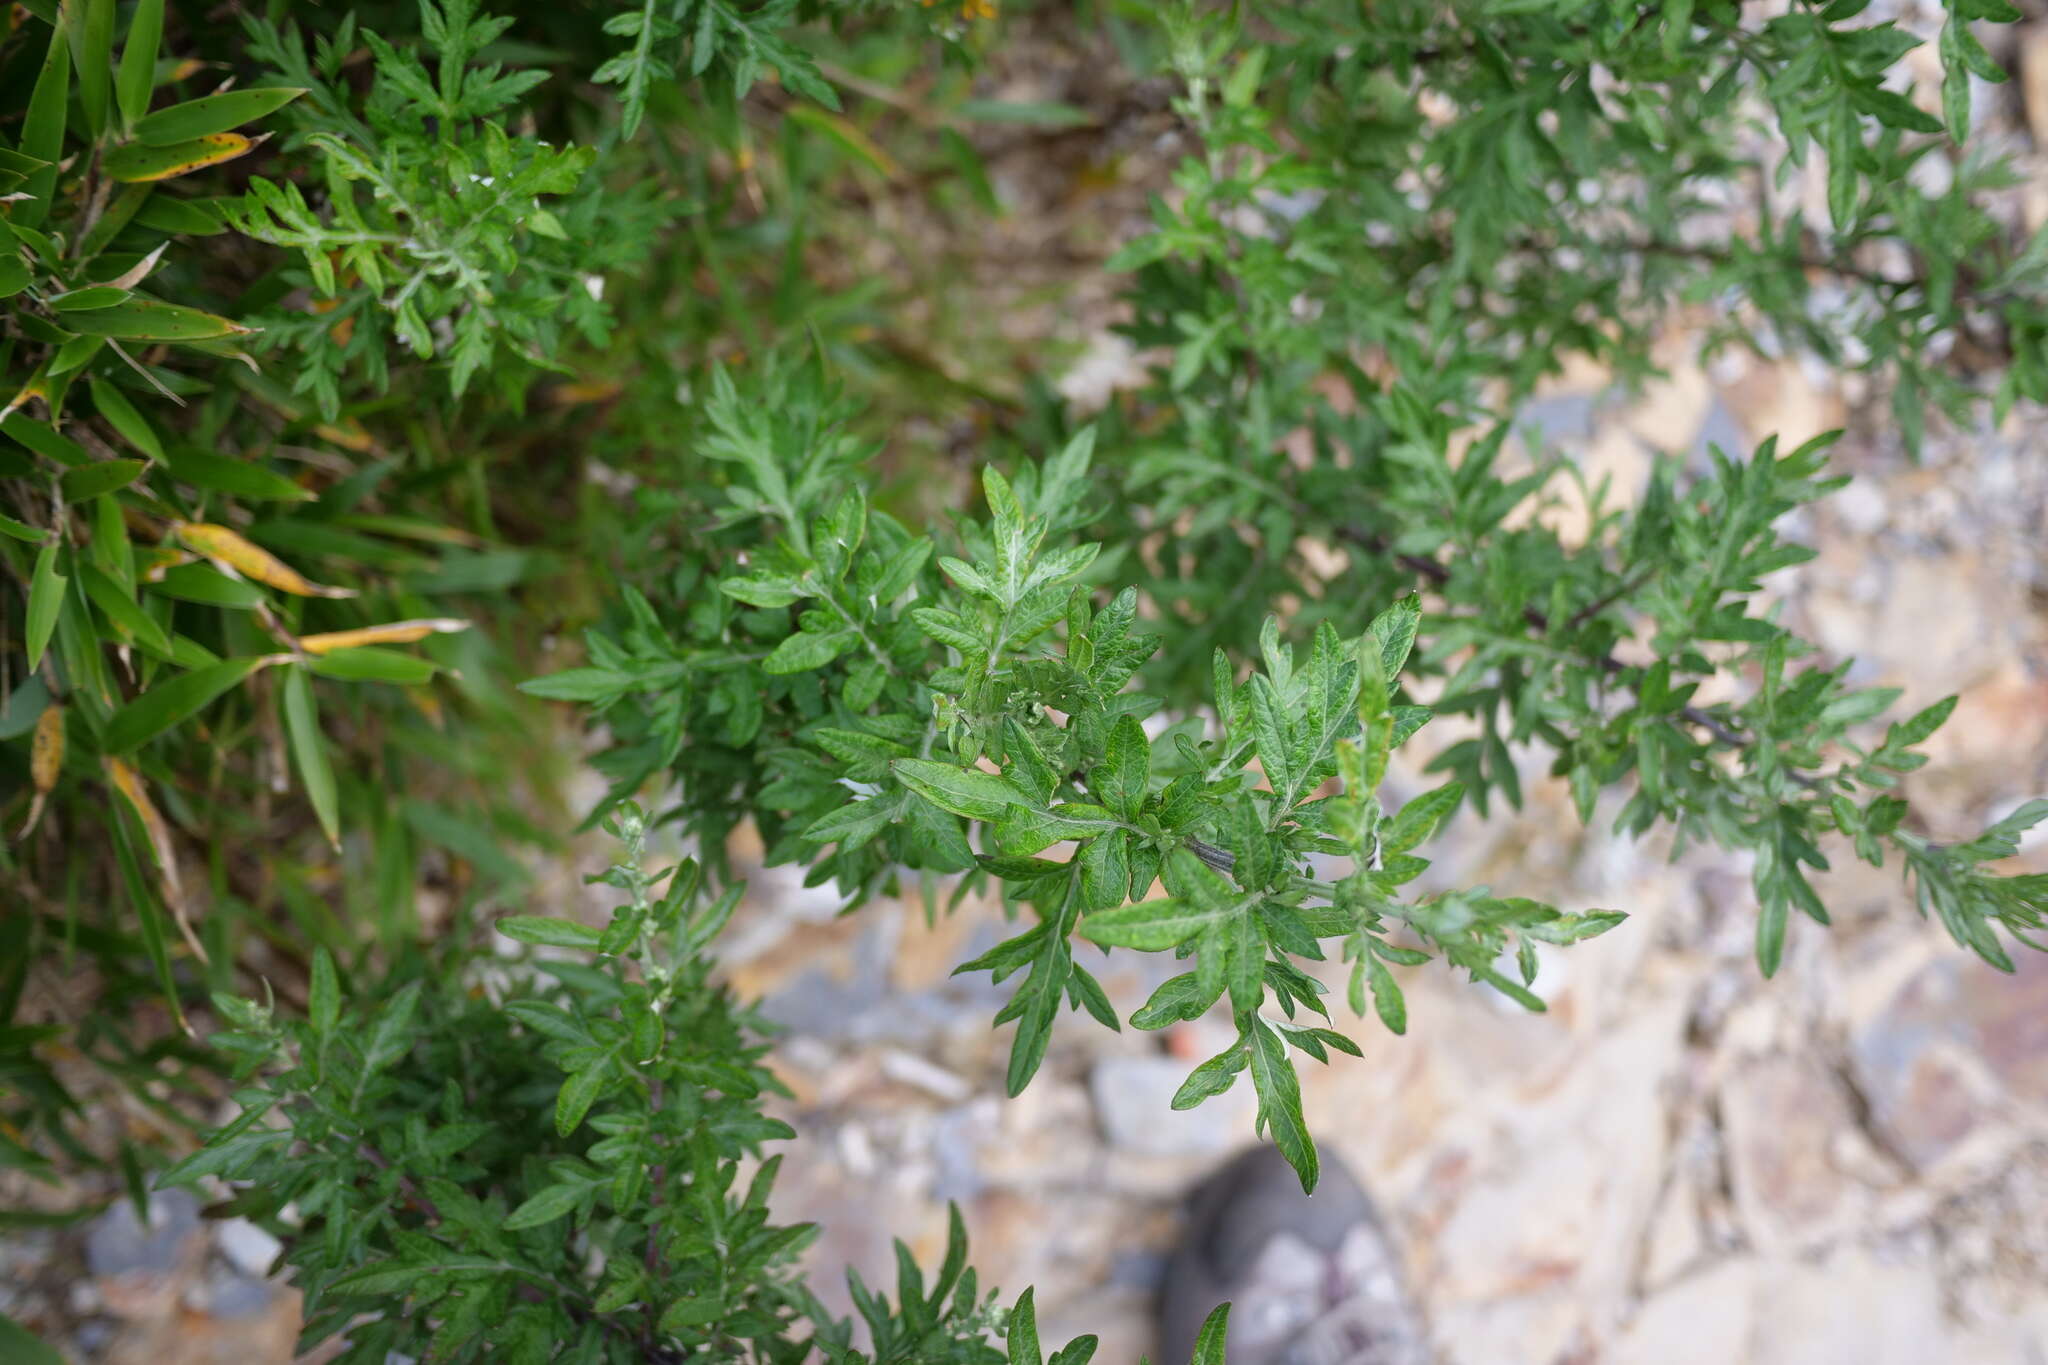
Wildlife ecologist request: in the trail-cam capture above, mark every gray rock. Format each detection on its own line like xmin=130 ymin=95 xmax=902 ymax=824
xmin=1091 ymin=1055 xmax=1254 ymax=1157
xmin=85 ymin=1188 xmax=200 ymax=1278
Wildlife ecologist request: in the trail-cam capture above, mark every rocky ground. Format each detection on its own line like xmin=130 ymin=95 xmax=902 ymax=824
xmin=9 ymin=2 xmax=2048 ymax=1360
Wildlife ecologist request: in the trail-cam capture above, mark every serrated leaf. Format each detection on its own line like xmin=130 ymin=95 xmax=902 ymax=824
xmin=763 ymin=628 xmax=854 ymax=674
xmin=1078 ymin=897 xmax=1238 ymax=951
xmin=894 ymin=758 xmax=1033 ymax=821
xmin=1189 ymin=1303 xmax=1231 ymax=1365
xmin=308 ymin=945 xmax=338 ymax=1040
xmin=1249 ymin=1021 xmax=1318 ymax=1192
xmin=498 ymin=916 xmax=603 ymax=950
xmin=555 ymin=1058 xmax=611 ymax=1137
xmin=503 ymin=1179 xmax=587 ymax=1231
xmin=1008 ymin=1286 xmax=1042 ymax=1365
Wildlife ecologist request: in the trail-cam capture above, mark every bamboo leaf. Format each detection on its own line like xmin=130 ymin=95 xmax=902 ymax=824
xmin=26 ymin=543 xmax=66 ymax=671
xmin=103 ymin=657 xmax=266 ymax=753
xmin=133 ymin=87 xmax=305 ymax=144
xmin=281 ymin=665 xmax=340 ymax=850
xmin=103 ymin=132 xmax=264 ymax=183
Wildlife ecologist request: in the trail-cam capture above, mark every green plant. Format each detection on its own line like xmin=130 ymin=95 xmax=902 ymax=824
xmin=9 ymin=0 xmax=2048 ymax=1356
xmin=169 ymin=812 xmax=1227 ymax=1363
xmin=538 ymin=0 xmax=2048 ymax=1201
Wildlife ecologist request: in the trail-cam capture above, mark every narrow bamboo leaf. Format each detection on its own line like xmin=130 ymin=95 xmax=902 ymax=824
xmin=50 ymin=285 xmax=131 ymax=312
xmin=26 ymin=543 xmax=67 ymax=671
xmin=116 ymin=0 xmax=165 ymax=129
xmin=103 ymin=657 xmax=265 ymax=753
xmin=304 ymin=647 xmax=437 ymax=685
xmin=133 ymin=87 xmax=306 ymax=144
xmin=88 ymin=378 xmax=164 ymax=460
xmin=62 ymin=297 xmax=254 ymax=340
xmin=78 ymin=562 xmax=171 ymax=655
xmin=59 ymin=459 xmax=147 ymax=502
xmin=281 ymin=666 xmax=340 ymax=850
xmin=65 ymin=0 xmax=115 ymax=136
xmin=103 ymin=132 xmax=262 ymax=183
xmin=162 ymin=447 xmax=312 ymax=501
xmin=19 ymin=20 xmax=70 ymax=228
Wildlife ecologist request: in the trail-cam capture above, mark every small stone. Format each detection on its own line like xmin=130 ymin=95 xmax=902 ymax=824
xmin=86 ymin=1189 xmax=201 ymax=1279
xmin=879 ymin=1048 xmax=972 ymax=1103
xmin=1847 ymin=953 xmax=2048 ymax=1171
xmin=1090 ymin=1055 xmax=1255 ymax=1157
xmin=213 ymin=1218 xmax=281 ymax=1279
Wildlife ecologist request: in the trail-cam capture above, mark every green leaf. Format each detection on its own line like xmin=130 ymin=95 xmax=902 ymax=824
xmin=1007 ymin=1286 xmax=1042 ymax=1365
xmin=498 ymin=916 xmax=604 ymax=950
xmin=19 ymin=17 xmax=69 ymax=228
xmin=0 ymin=1311 xmax=66 ymax=1365
xmin=133 ymin=87 xmax=306 ymax=143
xmin=1188 ymin=1303 xmax=1231 ymax=1365
xmin=304 ymin=647 xmax=438 ymax=685
xmin=308 ymin=945 xmax=338 ymax=1041
xmin=146 ymin=563 xmax=266 ymax=608
xmin=163 ymin=448 xmax=312 ymax=501
xmin=4 ymin=413 xmax=89 ymax=467
xmin=281 ymin=666 xmax=341 ymax=850
xmin=1756 ymin=893 xmax=1788 ymax=977
xmin=503 ymin=1179 xmax=588 ymax=1231
xmin=1249 ymin=1020 xmax=1318 ymax=1193
xmin=893 ymin=758 xmax=1034 ymax=821
xmin=65 ymin=0 xmax=115 ymax=137
xmin=1098 ymin=715 xmax=1150 ymax=820
xmin=1078 ymin=897 xmax=1237 ymax=951
xmin=1367 ymin=596 xmax=1421 ymax=678
xmin=555 ymin=1058 xmax=611 ymax=1136
xmin=103 ymin=657 xmax=265 ymax=752
xmin=362 ymin=981 xmax=422 ymax=1073
xmin=1365 ymin=954 xmax=1406 ymax=1035
xmin=1825 ymin=100 xmax=1858 ymax=231
xmin=25 ymin=543 xmax=67 ymax=671
xmin=1380 ymin=781 xmax=1463 ymax=854
xmin=117 ymin=0 xmax=165 ymax=130
xmin=331 ymin=1254 xmax=504 ymax=1295
xmin=657 ymin=1295 xmax=723 ymax=1331
xmin=89 ymin=378 xmax=164 ymax=460
xmin=59 ymin=458 xmax=147 ymax=501
xmin=61 ymin=297 xmax=250 ymax=340
xmin=78 ymin=562 xmax=171 ymax=656
xmin=763 ymin=628 xmax=855 ymax=674
xmin=50 ymin=285 xmax=131 ymax=312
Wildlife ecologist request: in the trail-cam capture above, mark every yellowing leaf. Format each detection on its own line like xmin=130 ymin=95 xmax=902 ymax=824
xmin=102 ymin=131 xmax=263 ymax=183
xmin=297 ymin=618 xmax=470 ymax=654
xmin=103 ymin=756 xmax=201 ymax=963
xmin=173 ymin=521 xmax=356 ymax=598
xmin=17 ymin=703 xmax=64 ymax=837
